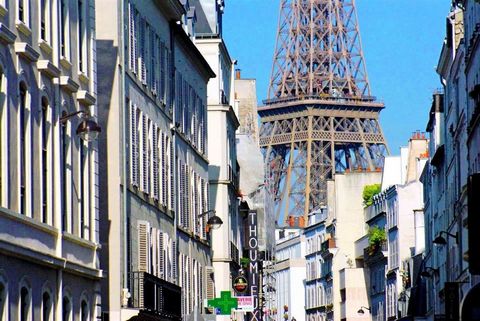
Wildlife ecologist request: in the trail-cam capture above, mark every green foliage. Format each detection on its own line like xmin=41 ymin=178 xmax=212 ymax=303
xmin=240 ymin=257 xmax=250 ymax=268
xmin=368 ymin=226 xmax=386 ymax=247
xmin=362 ymin=183 xmax=381 ymax=207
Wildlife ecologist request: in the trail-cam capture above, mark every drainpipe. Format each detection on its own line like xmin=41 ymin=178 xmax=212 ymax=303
xmin=120 ymin=0 xmax=128 ymax=291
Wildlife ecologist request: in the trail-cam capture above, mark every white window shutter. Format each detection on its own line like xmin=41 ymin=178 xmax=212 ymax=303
xmin=151 ymin=227 xmax=157 ymax=275
xmin=161 ymin=132 xmax=167 ymax=205
xmin=137 ymin=221 xmax=150 ymax=272
xmin=172 ymin=239 xmax=177 ymax=284
xmin=205 ymin=266 xmax=215 ymax=312
xmin=141 ymin=113 xmax=148 ymax=192
xmin=129 ymin=102 xmax=139 ymax=186
xmin=169 ymin=138 xmax=174 ymax=210
xmin=128 ymin=3 xmax=135 ymax=71
xmin=139 ymin=17 xmax=146 ymax=84
xmin=158 ymin=230 xmax=165 ymax=278
xmin=152 ymin=126 xmax=159 ymax=200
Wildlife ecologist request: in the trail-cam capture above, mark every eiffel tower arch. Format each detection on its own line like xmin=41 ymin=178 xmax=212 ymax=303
xmin=259 ymin=0 xmax=389 ymax=225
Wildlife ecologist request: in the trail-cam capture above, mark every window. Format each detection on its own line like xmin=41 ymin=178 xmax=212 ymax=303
xmin=80 ymin=299 xmax=88 ymax=321
xmin=60 ymin=0 xmax=69 ymax=59
xmin=18 ymin=0 xmax=26 ymax=24
xmin=19 ymin=83 xmax=27 ymax=215
xmin=42 ymin=291 xmax=52 ymax=321
xmin=77 ymin=0 xmax=86 ymax=72
xmin=62 ymin=296 xmax=71 ymax=321
xmin=19 ymin=286 xmax=31 ymax=321
xmin=40 ymin=0 xmax=50 ymax=42
xmin=61 ymin=111 xmax=71 ymax=233
xmin=79 ymin=141 xmax=86 ymax=238
xmin=41 ymin=98 xmax=49 ymax=223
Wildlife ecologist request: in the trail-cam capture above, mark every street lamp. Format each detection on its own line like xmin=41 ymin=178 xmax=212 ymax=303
xmin=198 ymin=210 xmax=223 ymax=230
xmin=60 ymin=110 xmax=101 ymax=142
xmin=357 ymin=306 xmax=371 ymax=315
xmin=420 ymin=267 xmax=439 ymax=278
xmin=433 ymin=231 xmax=458 ymax=246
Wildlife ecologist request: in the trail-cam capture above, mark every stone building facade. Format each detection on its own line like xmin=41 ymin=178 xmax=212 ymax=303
xmin=0 ymin=0 xmax=101 ymax=320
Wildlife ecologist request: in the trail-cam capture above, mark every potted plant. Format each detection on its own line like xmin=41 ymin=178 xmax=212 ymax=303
xmin=367 ymin=226 xmax=386 ymax=255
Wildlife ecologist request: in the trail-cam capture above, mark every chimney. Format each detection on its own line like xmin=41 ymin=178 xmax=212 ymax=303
xmin=235 ymin=69 xmax=241 ymax=80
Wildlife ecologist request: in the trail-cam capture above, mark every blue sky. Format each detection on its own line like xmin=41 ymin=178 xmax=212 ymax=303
xmin=223 ymin=0 xmax=451 ymax=153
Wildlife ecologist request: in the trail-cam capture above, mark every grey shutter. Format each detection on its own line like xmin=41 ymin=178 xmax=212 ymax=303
xmin=151 ymin=227 xmax=157 ymax=275
xmin=160 ymin=41 xmax=166 ymax=103
xmin=205 ymin=266 xmax=215 ymax=313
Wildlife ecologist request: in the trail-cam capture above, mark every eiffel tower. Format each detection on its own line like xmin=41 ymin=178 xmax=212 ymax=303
xmin=259 ymin=0 xmax=389 ymax=225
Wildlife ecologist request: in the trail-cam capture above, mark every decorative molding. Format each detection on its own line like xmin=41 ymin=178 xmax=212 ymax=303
xmin=76 ymin=90 xmax=96 ymax=106
xmin=37 ymin=60 xmax=60 ymax=78
xmin=15 ymin=21 xmax=31 ymax=37
xmin=58 ymin=76 xmax=79 ymax=93
xmin=0 ymin=23 xmax=16 ymax=44
xmin=14 ymin=42 xmax=40 ymax=62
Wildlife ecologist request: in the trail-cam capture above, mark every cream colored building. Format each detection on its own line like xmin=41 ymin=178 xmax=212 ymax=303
xmin=96 ymin=0 xmax=214 ymax=320
xmin=0 ymin=0 xmax=101 ymax=320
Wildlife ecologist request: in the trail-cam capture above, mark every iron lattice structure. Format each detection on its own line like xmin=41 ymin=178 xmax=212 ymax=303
xmin=259 ymin=0 xmax=389 ymax=225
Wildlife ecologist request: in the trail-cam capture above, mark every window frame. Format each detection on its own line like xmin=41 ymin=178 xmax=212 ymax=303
xmin=41 ymin=96 xmax=51 ymax=224
xmin=62 ymin=292 xmax=72 ymax=321
xmin=39 ymin=0 xmax=51 ymax=43
xmin=0 ymin=65 xmax=6 ymax=208
xmin=18 ymin=82 xmax=30 ymax=217
xmin=41 ymin=285 xmax=53 ymax=321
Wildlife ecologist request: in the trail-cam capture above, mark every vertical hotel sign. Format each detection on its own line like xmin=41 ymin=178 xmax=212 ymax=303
xmin=248 ymin=210 xmax=261 ymax=321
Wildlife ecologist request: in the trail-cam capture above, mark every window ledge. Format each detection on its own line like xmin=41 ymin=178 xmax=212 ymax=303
xmin=58 ymin=76 xmax=79 ymax=93
xmin=62 ymin=232 xmax=100 ymax=250
xmin=15 ymin=20 xmax=31 ymax=37
xmin=37 ymin=60 xmax=60 ymax=78
xmin=60 ymin=56 xmax=72 ymax=70
xmin=77 ymin=90 xmax=96 ymax=106
xmin=14 ymin=42 xmax=40 ymax=62
xmin=0 ymin=4 xmax=7 ymax=17
xmin=39 ymin=39 xmax=53 ymax=55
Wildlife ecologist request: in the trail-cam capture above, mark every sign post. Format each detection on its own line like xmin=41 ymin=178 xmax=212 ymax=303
xmin=248 ymin=210 xmax=261 ymax=321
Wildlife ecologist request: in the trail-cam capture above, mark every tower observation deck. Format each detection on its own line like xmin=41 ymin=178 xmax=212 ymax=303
xmin=259 ymin=0 xmax=389 ymax=226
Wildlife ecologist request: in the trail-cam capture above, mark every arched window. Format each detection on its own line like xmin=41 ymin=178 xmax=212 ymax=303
xmin=19 ymin=285 xmax=31 ymax=321
xmin=41 ymin=97 xmax=49 ymax=224
xmin=42 ymin=291 xmax=52 ymax=321
xmin=80 ymin=299 xmax=88 ymax=321
xmin=19 ymin=82 xmax=28 ymax=215
xmin=62 ymin=296 xmax=71 ymax=321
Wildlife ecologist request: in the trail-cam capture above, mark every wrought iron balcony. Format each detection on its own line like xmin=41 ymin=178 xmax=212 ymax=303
xmin=128 ymin=272 xmax=181 ymax=321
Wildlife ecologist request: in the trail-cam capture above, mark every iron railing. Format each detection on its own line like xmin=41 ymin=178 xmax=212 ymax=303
xmin=129 ymin=272 xmax=181 ymax=320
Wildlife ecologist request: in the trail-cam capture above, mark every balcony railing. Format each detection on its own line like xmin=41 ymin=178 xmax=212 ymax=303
xmin=129 ymin=272 xmax=182 ymax=321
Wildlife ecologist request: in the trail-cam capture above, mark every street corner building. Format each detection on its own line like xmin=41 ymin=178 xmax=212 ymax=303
xmin=0 ymin=0 xmax=102 ymax=320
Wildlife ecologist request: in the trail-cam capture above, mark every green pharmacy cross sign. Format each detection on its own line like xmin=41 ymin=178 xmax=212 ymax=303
xmin=208 ymin=291 xmax=238 ymax=315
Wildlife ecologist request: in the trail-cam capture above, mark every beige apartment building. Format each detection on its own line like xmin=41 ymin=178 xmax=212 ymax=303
xmin=96 ymin=1 xmax=215 ymax=320
xmin=0 ymin=0 xmax=102 ymax=320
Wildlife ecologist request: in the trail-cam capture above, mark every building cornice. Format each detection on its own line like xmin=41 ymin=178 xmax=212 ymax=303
xmin=155 ymin=0 xmax=185 ymax=21
xmin=171 ymin=22 xmax=216 ymax=80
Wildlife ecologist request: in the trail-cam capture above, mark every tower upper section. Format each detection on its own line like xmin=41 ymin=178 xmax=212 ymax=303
xmin=267 ymin=0 xmax=373 ymax=104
